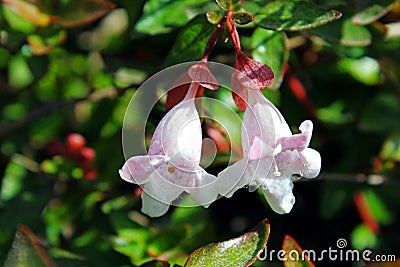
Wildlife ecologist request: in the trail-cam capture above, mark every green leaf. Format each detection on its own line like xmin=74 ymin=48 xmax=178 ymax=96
xmin=351 ymin=224 xmax=376 ymax=250
xmin=134 ymin=0 xmax=211 ymax=35
xmin=56 ymin=0 xmax=115 ymax=28
xmin=206 ymin=11 xmax=223 ymax=24
xmin=337 ymin=57 xmax=381 ymax=86
xmin=164 ymin=14 xmax=216 ymax=66
xmin=282 ymin=235 xmax=315 ymax=267
xmin=254 ymin=0 xmax=342 ymax=31
xmin=310 ymin=16 xmax=372 ymax=46
xmin=233 ymin=12 xmax=253 ymax=25
xmin=251 ymin=27 xmax=288 ymax=90
xmin=363 ymin=190 xmax=393 ymax=225
xmin=380 ymin=128 xmax=400 ymax=161
xmin=148 ymin=225 xmax=190 ymax=255
xmin=184 ymin=219 xmax=270 ymax=267
xmin=352 ymin=0 xmax=397 ymax=25
xmin=215 ymin=0 xmax=231 ymax=10
xmin=8 ymin=54 xmax=34 ymax=89
xmin=2 ymin=0 xmax=51 ymax=27
xmin=4 ymin=225 xmax=57 ymax=267
xmin=1 ymin=160 xmax=27 ymax=201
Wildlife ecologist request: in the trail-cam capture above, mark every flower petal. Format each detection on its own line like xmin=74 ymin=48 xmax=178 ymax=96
xmin=149 ymin=98 xmax=202 ymax=169
xmin=216 ymin=159 xmax=249 ymax=198
xmin=298 ymin=148 xmax=321 ymax=178
xmin=141 ymin=191 xmax=170 ymax=217
xmin=188 ymin=167 xmax=218 ymax=207
xmin=277 ymin=120 xmax=313 ymax=152
xmin=119 ymin=155 xmax=166 ymax=184
xmin=261 ymin=177 xmax=295 ymax=214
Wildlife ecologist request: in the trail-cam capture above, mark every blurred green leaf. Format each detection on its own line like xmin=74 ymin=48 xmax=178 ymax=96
xmin=310 ymin=16 xmax=372 ymax=46
xmin=184 ymin=219 xmax=269 ymax=267
xmin=148 ymin=225 xmax=190 ymax=255
xmin=8 ymin=54 xmax=34 ymax=88
xmin=0 ymin=47 xmax=11 ymax=69
xmin=134 ymin=0 xmax=211 ymax=35
xmin=352 ymin=0 xmax=397 ymax=25
xmin=380 ymin=128 xmax=400 ymax=161
xmin=282 ymin=235 xmax=314 ymax=267
xmin=337 ymin=57 xmax=381 ymax=86
xmin=359 ymin=93 xmax=400 ymax=132
xmin=0 ymin=160 xmax=26 ymax=201
xmin=164 ymin=14 xmax=215 ymax=66
xmin=317 ymin=101 xmax=354 ymax=124
xmin=351 ymin=223 xmax=376 ymax=250
xmin=363 ymin=190 xmax=393 ymax=225
xmin=254 ymin=0 xmax=341 ymax=31
xmin=27 ymin=31 xmax=66 ymax=56
xmin=56 ymin=0 xmax=115 ymax=28
xmin=251 ymin=28 xmax=288 ymax=90
xmin=2 ymin=0 xmax=50 ymax=27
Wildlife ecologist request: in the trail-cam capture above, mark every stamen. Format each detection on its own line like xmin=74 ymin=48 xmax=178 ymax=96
xmin=272 ymin=158 xmax=281 ymax=177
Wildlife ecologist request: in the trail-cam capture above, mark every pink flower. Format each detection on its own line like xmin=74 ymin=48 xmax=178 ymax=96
xmin=119 ymin=82 xmax=217 ymax=217
xmin=217 ymin=88 xmax=321 ymax=214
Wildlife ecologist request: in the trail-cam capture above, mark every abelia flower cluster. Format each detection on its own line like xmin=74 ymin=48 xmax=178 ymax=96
xmin=119 ymin=14 xmax=321 ymax=217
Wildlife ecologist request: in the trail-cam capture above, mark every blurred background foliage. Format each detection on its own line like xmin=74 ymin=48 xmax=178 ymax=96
xmin=0 ymin=0 xmax=400 ymax=266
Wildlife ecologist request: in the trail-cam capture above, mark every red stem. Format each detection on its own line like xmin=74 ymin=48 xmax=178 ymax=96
xmin=226 ymin=11 xmax=241 ymax=53
xmin=202 ymin=18 xmax=226 ymax=61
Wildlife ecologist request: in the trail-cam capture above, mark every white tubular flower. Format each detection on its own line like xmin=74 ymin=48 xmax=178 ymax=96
xmin=119 ymin=82 xmax=217 ymax=217
xmin=217 ymin=88 xmax=321 ymax=214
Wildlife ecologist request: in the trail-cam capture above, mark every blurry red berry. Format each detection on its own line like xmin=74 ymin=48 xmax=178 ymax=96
xmin=78 ymin=147 xmax=96 ymax=164
xmin=66 ymin=133 xmax=86 ymax=154
xmin=83 ymin=166 xmax=98 ymax=180
xmin=45 ymin=139 xmax=67 ymax=156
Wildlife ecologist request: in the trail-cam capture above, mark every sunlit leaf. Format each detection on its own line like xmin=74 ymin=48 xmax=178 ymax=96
xmin=134 ymin=0 xmax=211 ymax=35
xmin=56 ymin=0 xmax=115 ymax=28
xmin=0 ymin=160 xmax=26 ymax=201
xmin=337 ymin=57 xmax=381 ymax=85
xmin=352 ymin=0 xmax=397 ymax=25
xmin=147 ymin=225 xmax=190 ymax=255
xmin=282 ymin=235 xmax=315 ymax=267
xmin=254 ymin=0 xmax=342 ymax=31
xmin=184 ymin=219 xmax=270 ymax=267
xmin=164 ymin=14 xmax=216 ymax=66
xmin=2 ymin=0 xmax=51 ymax=27
xmin=251 ymin=28 xmax=288 ymax=90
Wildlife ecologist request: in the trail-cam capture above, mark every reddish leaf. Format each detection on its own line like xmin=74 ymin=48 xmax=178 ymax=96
xmin=55 ymin=0 xmax=115 ymax=28
xmin=231 ymin=52 xmax=274 ymax=111
xmin=282 ymin=235 xmax=315 ymax=267
xmin=3 ymin=0 xmax=52 ymax=27
xmin=188 ymin=63 xmax=219 ymax=90
xmin=166 ymin=71 xmax=205 ymax=111
xmin=235 ymin=52 xmax=274 ymax=90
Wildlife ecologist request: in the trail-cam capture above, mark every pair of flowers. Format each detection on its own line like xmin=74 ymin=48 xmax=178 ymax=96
xmin=119 ymin=58 xmax=321 ymax=217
